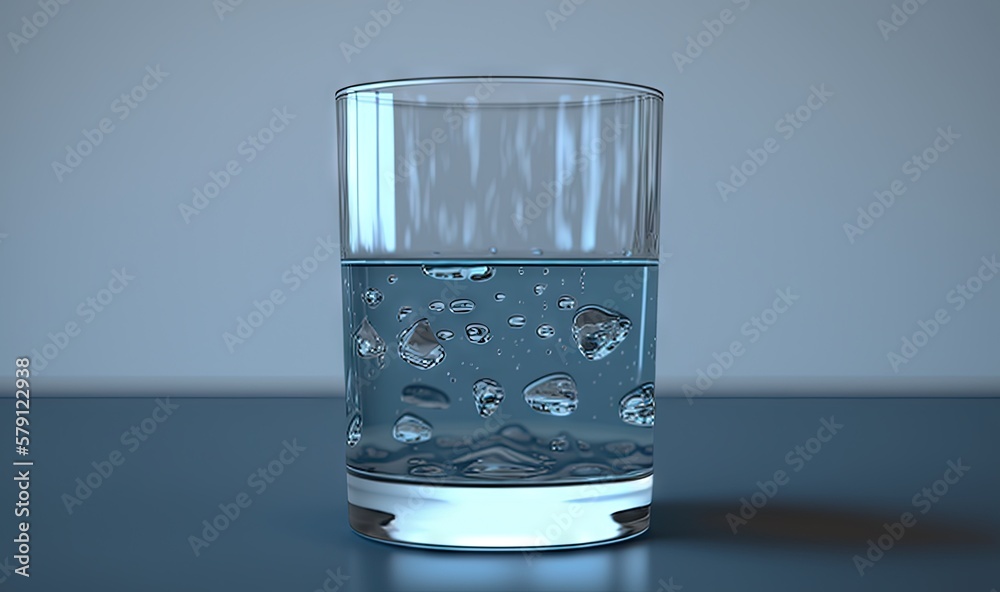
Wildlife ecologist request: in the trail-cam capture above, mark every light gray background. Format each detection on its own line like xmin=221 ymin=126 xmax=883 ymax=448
xmin=1 ymin=0 xmax=997 ymax=395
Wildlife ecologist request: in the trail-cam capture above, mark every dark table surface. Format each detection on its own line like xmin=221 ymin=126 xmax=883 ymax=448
xmin=7 ymin=396 xmax=998 ymax=591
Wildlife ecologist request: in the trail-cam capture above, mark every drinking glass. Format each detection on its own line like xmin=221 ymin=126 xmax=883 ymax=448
xmin=336 ymin=76 xmax=662 ymax=549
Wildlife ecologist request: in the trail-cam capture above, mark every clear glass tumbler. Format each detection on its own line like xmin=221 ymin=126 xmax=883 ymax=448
xmin=336 ymin=76 xmax=662 ymax=550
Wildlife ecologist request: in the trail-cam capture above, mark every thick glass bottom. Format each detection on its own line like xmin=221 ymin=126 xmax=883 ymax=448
xmin=346 ymin=472 xmax=652 ymax=550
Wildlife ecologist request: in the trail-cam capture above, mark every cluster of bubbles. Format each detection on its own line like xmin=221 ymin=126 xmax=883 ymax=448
xmin=347 ymin=265 xmax=654 ymax=449
xmin=355 ymin=373 xmax=655 ymax=448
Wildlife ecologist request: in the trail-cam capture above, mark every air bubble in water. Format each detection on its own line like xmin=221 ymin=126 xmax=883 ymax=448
xmin=533 ymin=283 xmax=547 ymax=295
xmin=436 ymin=329 xmax=455 ymax=341
xmin=347 ymin=413 xmax=362 ymax=447
xmin=531 ymin=248 xmax=543 ymax=256
xmin=549 ymin=435 xmax=568 ymax=452
xmin=518 ymin=267 xmax=524 ymax=276
xmin=472 ymin=378 xmax=505 ymax=418
xmin=557 ymin=295 xmax=577 ymax=310
xmin=489 ymin=246 xmax=498 ymax=254
xmin=353 ymin=318 xmax=386 ymax=359
xmin=572 ymin=305 xmax=632 ymax=360
xmin=397 ymin=306 xmax=412 ymax=321
xmin=523 ymin=373 xmax=578 ymax=416
xmin=619 ymin=383 xmax=655 ymax=427
xmin=392 ymin=413 xmax=433 ymax=444
xmin=465 ymin=323 xmax=492 ymax=344
xmin=401 ymin=384 xmax=451 ymax=409
xmin=421 ymin=265 xmax=495 ymax=282
xmin=507 ymin=315 xmax=526 ymax=328
xmin=494 ymin=293 xmax=506 ymax=302
xmin=536 ymin=324 xmax=555 ymax=338
xmin=387 ymin=274 xmax=398 ymax=284
xmin=429 ymin=301 xmax=445 ymax=312
xmin=362 ymin=288 xmax=383 ymax=308
xmin=542 ymin=268 xmax=549 ymax=275
xmin=398 ymin=318 xmax=446 ymax=370
xmin=449 ymin=299 xmax=476 ymax=314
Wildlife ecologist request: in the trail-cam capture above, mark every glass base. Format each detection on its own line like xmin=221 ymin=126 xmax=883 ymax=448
xmin=346 ymin=472 xmax=652 ymax=550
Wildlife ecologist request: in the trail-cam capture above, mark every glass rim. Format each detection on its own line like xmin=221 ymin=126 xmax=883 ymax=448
xmin=335 ymin=76 xmax=663 ymax=107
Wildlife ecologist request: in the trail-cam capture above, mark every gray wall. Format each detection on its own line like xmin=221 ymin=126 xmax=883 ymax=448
xmin=2 ymin=0 xmax=997 ymax=395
